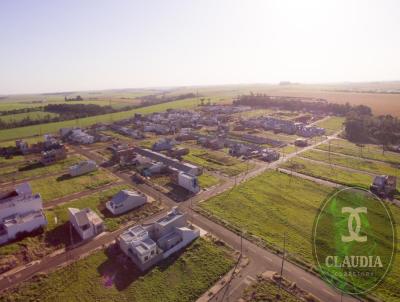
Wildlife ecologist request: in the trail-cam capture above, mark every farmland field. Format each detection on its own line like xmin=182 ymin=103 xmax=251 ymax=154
xmin=30 ymin=169 xmax=118 ymax=202
xmin=0 ymin=155 xmax=84 ymax=183
xmin=199 ymin=170 xmax=400 ymax=302
xmin=183 ymin=147 xmax=253 ymax=176
xmin=0 ymin=238 xmax=235 ymax=302
xmin=0 ymin=97 xmax=206 ymax=141
xmin=300 ymin=149 xmax=400 ymax=176
xmin=0 ymin=111 xmax=59 ymax=123
xmin=316 ymin=139 xmax=400 ymax=165
xmin=280 ymin=157 xmax=374 ymax=189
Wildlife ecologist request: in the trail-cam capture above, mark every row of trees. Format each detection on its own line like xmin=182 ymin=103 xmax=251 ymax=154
xmin=345 ymin=113 xmax=400 ymax=146
xmin=140 ymin=93 xmax=196 ymax=106
xmin=233 ymin=93 xmax=372 ymax=116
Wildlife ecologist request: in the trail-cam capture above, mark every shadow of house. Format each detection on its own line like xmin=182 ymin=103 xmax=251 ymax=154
xmin=96 ymin=240 xmax=196 ymax=291
xmin=44 ymin=222 xmax=81 ymax=248
xmin=56 ymin=173 xmax=74 ymax=182
xmin=97 ymin=245 xmax=142 ymax=291
xmin=18 ymin=162 xmax=44 ymax=172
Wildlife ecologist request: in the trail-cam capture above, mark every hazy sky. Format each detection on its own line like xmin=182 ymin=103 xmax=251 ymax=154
xmin=1 ymin=0 xmax=399 ymax=94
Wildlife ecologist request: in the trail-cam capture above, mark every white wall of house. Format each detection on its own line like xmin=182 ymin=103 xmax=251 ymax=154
xmin=5 ymin=211 xmax=47 ymax=242
xmin=177 ymin=172 xmax=200 ymax=193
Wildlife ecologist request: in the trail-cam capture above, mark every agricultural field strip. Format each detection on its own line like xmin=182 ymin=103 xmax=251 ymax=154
xmin=298 ymin=154 xmax=379 ymax=176
xmin=316 ymin=138 xmax=400 ymax=165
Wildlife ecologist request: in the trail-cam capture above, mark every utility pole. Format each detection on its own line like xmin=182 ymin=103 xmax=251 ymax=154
xmin=240 ymin=229 xmax=243 ymax=256
xmin=278 ymin=232 xmax=287 ymax=299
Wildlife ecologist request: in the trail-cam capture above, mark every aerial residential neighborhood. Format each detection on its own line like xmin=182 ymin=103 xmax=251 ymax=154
xmin=1 ymin=1 xmax=400 ymax=302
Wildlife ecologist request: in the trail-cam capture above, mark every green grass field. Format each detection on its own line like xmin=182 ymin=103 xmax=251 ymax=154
xmin=197 ymin=173 xmax=221 ymax=188
xmin=46 ymin=185 xmax=162 ymax=232
xmin=0 ymin=136 xmax=44 ymax=148
xmin=314 ymin=116 xmax=345 ymax=135
xmin=1 ymin=238 xmax=235 ymax=302
xmin=30 ymin=169 xmax=118 ymax=202
xmin=0 ymin=111 xmax=59 ymax=123
xmin=0 ymin=154 xmax=25 ymax=165
xmin=300 ymin=149 xmax=400 ymax=177
xmin=280 ymin=157 xmax=374 ymax=189
xmin=0 ymin=100 xmax=136 ymax=112
xmin=316 ymin=139 xmax=400 ymax=165
xmin=242 ymin=278 xmax=302 ymax=302
xmin=183 ymin=147 xmax=253 ymax=176
xmin=199 ymin=170 xmax=400 ymax=301
xmin=0 ymin=155 xmax=84 ymax=183
xmin=0 ymin=98 xmax=205 ymax=141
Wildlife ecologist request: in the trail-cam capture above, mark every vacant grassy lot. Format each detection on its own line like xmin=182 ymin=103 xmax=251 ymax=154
xmin=317 ymin=139 xmax=400 ymax=165
xmin=0 ymin=154 xmax=25 ymax=166
xmin=314 ymin=116 xmax=345 ymax=135
xmin=199 ymin=170 xmax=400 ymax=301
xmin=230 ymin=130 xmax=298 ymax=144
xmin=46 ymin=185 xmax=162 ymax=232
xmin=198 ymin=173 xmax=221 ymax=188
xmin=242 ymin=278 xmax=302 ymax=302
xmin=1 ymin=238 xmax=235 ymax=302
xmin=0 ymin=98 xmax=204 ymax=141
xmin=200 ymin=170 xmax=331 ymax=264
xmin=280 ymin=157 xmax=373 ymax=189
xmin=0 ymin=111 xmax=59 ymax=123
xmin=300 ymin=149 xmax=400 ymax=177
xmin=0 ymin=136 xmax=44 ymax=148
xmin=183 ymin=147 xmax=253 ymax=176
xmin=0 ymin=155 xmax=84 ymax=183
xmin=30 ymin=169 xmax=118 ymax=202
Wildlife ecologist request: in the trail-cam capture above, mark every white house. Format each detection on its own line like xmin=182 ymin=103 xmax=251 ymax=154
xmin=119 ymin=225 xmax=160 ymax=267
xmin=0 ymin=183 xmax=47 ymax=244
xmin=175 ymin=171 xmax=200 ymax=193
xmin=118 ymin=207 xmax=199 ymax=271
xmin=106 ymin=190 xmax=147 ymax=215
xmin=69 ymin=160 xmax=98 ymax=177
xmin=68 ymin=207 xmax=104 ymax=240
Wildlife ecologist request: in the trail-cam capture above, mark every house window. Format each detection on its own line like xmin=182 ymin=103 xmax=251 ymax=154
xmin=151 ymin=250 xmax=154 ymax=255
xmin=144 ymin=256 xmax=148 ymax=261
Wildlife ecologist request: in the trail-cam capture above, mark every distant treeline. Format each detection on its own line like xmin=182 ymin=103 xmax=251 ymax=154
xmin=140 ymin=93 xmax=196 ymax=106
xmin=233 ymin=93 xmax=372 ymax=116
xmin=345 ymin=113 xmax=400 ymax=146
xmin=44 ymin=103 xmax=122 ymax=118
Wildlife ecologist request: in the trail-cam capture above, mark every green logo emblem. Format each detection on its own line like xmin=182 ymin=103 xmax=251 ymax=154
xmin=312 ymin=187 xmax=396 ymax=294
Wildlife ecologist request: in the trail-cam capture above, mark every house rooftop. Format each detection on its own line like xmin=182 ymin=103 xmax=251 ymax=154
xmin=156 ymin=207 xmax=184 ymax=227
xmin=111 ymin=190 xmax=145 ymax=205
xmin=120 ymin=225 xmax=149 ymax=242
